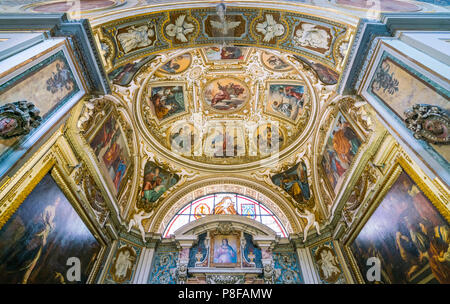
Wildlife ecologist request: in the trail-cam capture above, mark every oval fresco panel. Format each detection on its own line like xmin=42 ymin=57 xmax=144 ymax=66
xmin=261 ymin=52 xmax=293 ymax=72
xmin=203 ymin=77 xmax=249 ymax=113
xmin=158 ymin=53 xmax=192 ymax=75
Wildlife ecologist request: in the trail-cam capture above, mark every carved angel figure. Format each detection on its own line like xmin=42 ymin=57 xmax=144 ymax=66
xmin=117 ymin=25 xmax=155 ymax=53
xmin=295 ymin=207 xmax=321 ymax=242
xmin=294 ymin=23 xmax=330 ymax=50
xmin=256 ymin=14 xmax=285 ymax=42
xmin=165 ymin=15 xmax=195 ymax=42
xmin=115 ymin=250 xmax=133 ymax=280
xmin=317 ymin=248 xmax=340 ymax=280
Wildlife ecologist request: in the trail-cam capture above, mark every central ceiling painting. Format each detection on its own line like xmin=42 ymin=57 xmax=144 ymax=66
xmin=133 ymin=47 xmax=316 ymax=167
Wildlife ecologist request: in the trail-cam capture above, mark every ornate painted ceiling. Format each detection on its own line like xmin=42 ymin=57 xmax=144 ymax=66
xmin=6 ymin=0 xmax=433 ymax=240
xmin=56 ymin=1 xmax=393 ymax=240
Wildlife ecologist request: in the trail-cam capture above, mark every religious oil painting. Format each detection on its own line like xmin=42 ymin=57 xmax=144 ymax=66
xmin=158 ymin=53 xmax=192 ymax=74
xmin=350 ymin=171 xmax=450 ymax=284
xmin=369 ymin=54 xmax=450 ymax=121
xmin=138 ymin=161 xmax=180 ymax=211
xmin=211 ymin=234 xmax=240 ymax=267
xmin=253 ymin=123 xmax=285 ymax=155
xmin=203 ymin=78 xmax=249 ymax=112
xmin=0 ymin=50 xmax=79 ymax=157
xmin=320 ymin=112 xmax=361 ymax=193
xmin=188 ymin=233 xmax=208 ymax=267
xmin=203 ymin=46 xmax=248 ymax=61
xmin=108 ymin=55 xmax=156 ymax=86
xmin=204 ymin=124 xmax=245 ymax=158
xmin=89 ymin=114 xmax=130 ymax=196
xmin=0 ymin=174 xmax=101 ymax=284
xmin=261 ymin=52 xmax=292 ymax=72
xmin=272 ymin=160 xmax=310 ymax=204
xmin=266 ymin=83 xmax=305 ymax=121
xmin=147 ymin=85 xmax=186 ymax=121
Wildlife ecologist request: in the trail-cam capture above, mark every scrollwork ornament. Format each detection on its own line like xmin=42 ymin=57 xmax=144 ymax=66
xmin=404 ymin=104 xmax=450 ymax=145
xmin=206 ymin=275 xmax=244 ymax=284
xmin=0 ymin=101 xmax=42 ymax=139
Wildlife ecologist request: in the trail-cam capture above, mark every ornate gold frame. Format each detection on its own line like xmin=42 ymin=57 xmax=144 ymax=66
xmin=0 ymin=127 xmax=108 ymax=284
xmin=209 ymin=230 xmax=241 ymax=268
xmin=342 ymin=149 xmax=450 ymax=284
xmin=318 ymin=105 xmax=366 ymax=198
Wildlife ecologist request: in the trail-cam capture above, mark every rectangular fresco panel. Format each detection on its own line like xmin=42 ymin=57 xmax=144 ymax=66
xmin=0 ymin=173 xmax=101 ymax=284
xmin=0 ymin=50 xmax=79 ymax=158
xmin=147 ymin=85 xmax=185 ymax=121
xmin=370 ymin=54 xmax=449 ymax=120
xmin=369 ymin=52 xmax=450 ymax=162
xmin=320 ymin=112 xmax=361 ymax=193
xmin=266 ymin=83 xmax=305 ymax=122
xmin=350 ymin=171 xmax=450 ymax=284
xmin=89 ymin=114 xmax=130 ymax=196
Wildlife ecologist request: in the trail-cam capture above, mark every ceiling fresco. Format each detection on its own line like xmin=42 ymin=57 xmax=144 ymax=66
xmin=128 ymin=47 xmax=317 ymax=170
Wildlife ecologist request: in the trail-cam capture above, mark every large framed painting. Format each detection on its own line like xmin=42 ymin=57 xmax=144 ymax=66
xmin=89 ymin=111 xmax=131 ymax=197
xmin=210 ymin=231 xmax=241 ymax=267
xmin=346 ymin=160 xmax=450 ymax=284
xmin=0 ymin=40 xmax=84 ymax=178
xmin=320 ymin=112 xmax=362 ymax=194
xmin=0 ymin=171 xmax=103 ymax=284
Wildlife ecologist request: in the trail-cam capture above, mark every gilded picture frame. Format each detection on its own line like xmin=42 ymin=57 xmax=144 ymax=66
xmin=209 ymin=231 xmax=241 ymax=268
xmin=343 ymin=151 xmax=450 ymax=284
xmin=318 ymin=106 xmax=366 ymax=197
xmin=86 ymin=106 xmax=133 ymax=198
xmin=0 ymin=142 xmax=107 ymax=284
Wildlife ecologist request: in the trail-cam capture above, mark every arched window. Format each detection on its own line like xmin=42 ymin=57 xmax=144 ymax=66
xmin=163 ymin=193 xmax=288 ymax=238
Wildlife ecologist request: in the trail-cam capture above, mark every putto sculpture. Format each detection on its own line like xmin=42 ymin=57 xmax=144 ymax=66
xmin=0 ymin=101 xmax=42 ymax=139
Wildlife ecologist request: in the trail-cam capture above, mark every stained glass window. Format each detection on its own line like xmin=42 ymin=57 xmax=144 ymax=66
xmin=163 ymin=193 xmax=288 ymax=237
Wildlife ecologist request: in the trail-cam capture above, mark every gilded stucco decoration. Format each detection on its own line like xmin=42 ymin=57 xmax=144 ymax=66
xmin=93 ymin=6 xmax=354 ymax=73
xmin=132 ymin=47 xmax=318 ymax=171
xmin=312 ymin=96 xmax=379 ymax=221
xmin=66 ymin=94 xmax=140 ymax=219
